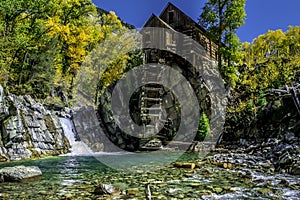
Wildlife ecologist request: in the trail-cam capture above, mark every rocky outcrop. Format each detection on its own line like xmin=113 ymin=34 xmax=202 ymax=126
xmin=212 ymin=135 xmax=300 ymax=175
xmin=219 ymin=85 xmax=300 ymax=175
xmin=96 ymin=28 xmax=226 ymax=151
xmin=222 ymin=95 xmax=299 ymax=142
xmin=72 ymin=106 xmax=117 ymax=152
xmin=206 ymin=153 xmax=274 ymax=172
xmin=0 ymin=165 xmax=42 ymax=182
xmin=97 ymin=61 xmax=217 ymax=151
xmin=0 ymin=85 xmax=70 ymax=162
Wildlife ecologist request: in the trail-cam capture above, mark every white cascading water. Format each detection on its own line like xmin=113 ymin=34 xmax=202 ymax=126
xmin=59 ymin=118 xmax=93 ymax=156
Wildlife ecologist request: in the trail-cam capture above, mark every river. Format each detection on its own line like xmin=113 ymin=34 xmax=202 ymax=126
xmin=0 ymin=153 xmax=299 ymax=199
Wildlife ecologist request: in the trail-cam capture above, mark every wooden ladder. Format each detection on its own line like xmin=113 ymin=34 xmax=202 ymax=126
xmin=140 ymin=85 xmax=164 ymax=138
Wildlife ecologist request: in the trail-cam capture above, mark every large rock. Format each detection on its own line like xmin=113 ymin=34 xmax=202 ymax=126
xmin=72 ymin=106 xmax=109 ymax=152
xmin=290 ymin=165 xmax=300 ymax=175
xmin=216 ymin=136 xmax=300 ymax=174
xmin=0 ymin=86 xmax=9 ymax=121
xmin=0 ymin=165 xmax=42 ymax=182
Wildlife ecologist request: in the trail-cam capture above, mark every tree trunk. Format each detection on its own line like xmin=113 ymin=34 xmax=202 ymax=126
xmin=217 ymin=0 xmax=223 ymax=71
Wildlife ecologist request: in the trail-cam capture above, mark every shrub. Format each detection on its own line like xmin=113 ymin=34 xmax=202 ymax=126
xmin=196 ymin=113 xmax=210 ymax=141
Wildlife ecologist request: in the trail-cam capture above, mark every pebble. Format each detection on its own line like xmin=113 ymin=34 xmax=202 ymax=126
xmin=126 ymin=188 xmax=140 ymax=195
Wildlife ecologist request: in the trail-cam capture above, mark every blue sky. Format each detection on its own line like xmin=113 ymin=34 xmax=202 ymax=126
xmin=93 ymin=0 xmax=300 ymax=43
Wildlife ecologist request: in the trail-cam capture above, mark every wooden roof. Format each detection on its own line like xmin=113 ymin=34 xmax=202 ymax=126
xmin=158 ymin=2 xmax=208 ymax=34
xmin=143 ymin=14 xmax=176 ymax=31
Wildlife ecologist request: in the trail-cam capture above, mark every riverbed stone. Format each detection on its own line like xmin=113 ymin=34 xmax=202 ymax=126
xmin=126 ymin=188 xmax=140 ymax=195
xmin=0 ymin=165 xmax=42 ymax=182
xmin=94 ymin=183 xmax=121 ymax=195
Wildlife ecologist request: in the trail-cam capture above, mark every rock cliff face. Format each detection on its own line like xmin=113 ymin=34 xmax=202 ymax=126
xmin=0 ymin=85 xmax=70 ymax=162
xmin=220 ymin=90 xmax=300 ymax=174
xmin=97 ymin=58 xmax=225 ymax=151
xmin=222 ymin=94 xmax=299 ymax=142
xmin=72 ymin=106 xmax=117 ymax=152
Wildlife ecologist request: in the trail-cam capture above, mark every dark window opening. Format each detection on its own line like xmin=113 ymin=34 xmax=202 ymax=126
xmin=169 ymin=11 xmax=174 ymax=24
xmin=200 ymin=38 xmax=207 ymax=50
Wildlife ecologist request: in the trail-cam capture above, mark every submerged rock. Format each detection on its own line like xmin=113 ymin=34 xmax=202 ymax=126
xmin=94 ymin=183 xmax=121 ymax=195
xmin=126 ymin=188 xmax=140 ymax=195
xmin=0 ymin=165 xmax=42 ymax=182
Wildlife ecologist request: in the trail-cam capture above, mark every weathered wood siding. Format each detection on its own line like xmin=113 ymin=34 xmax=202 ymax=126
xmin=143 ymin=3 xmax=219 ymax=61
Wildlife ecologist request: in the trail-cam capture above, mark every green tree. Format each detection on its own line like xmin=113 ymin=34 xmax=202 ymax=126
xmin=46 ymin=0 xmax=98 ymax=101
xmin=196 ymin=113 xmax=210 ymax=141
xmin=0 ymin=0 xmax=140 ymax=105
xmin=73 ymin=21 xmax=142 ymax=107
xmin=0 ymin=0 xmax=57 ymax=98
xmin=229 ymin=26 xmax=300 ymax=116
xmin=199 ymin=0 xmax=246 ymax=86
xmin=240 ymin=27 xmax=300 ymax=94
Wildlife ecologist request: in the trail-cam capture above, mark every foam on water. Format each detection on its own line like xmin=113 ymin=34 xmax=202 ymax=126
xmin=59 ymin=117 xmax=131 ymax=156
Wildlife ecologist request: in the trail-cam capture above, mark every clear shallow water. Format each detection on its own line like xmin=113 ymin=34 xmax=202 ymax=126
xmin=0 ymin=156 xmax=110 ymax=200
xmin=0 ymin=153 xmax=299 ymax=200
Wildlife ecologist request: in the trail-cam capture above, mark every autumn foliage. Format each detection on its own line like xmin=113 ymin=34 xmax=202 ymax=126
xmin=229 ymin=26 xmax=300 ymax=117
xmin=0 ymin=0 xmax=137 ymax=104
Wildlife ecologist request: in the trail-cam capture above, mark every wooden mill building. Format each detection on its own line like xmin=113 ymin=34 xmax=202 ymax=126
xmin=133 ymin=2 xmax=217 ymax=148
xmin=142 ymin=2 xmax=219 ymax=62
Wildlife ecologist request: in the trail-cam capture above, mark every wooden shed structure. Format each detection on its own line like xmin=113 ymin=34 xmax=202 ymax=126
xmin=143 ymin=2 xmax=219 ymax=61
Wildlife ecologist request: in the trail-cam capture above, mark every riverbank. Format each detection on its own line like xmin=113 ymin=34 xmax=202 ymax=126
xmin=208 ymin=135 xmax=300 ymax=176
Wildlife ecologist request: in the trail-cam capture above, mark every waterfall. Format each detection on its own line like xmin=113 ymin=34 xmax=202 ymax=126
xmin=59 ymin=118 xmax=93 ymax=156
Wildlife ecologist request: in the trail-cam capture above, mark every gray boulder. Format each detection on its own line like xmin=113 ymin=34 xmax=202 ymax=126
xmin=290 ymin=155 xmax=300 ymax=175
xmin=0 ymin=165 xmax=42 ymax=182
